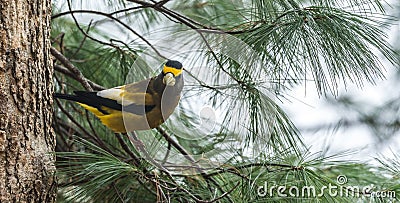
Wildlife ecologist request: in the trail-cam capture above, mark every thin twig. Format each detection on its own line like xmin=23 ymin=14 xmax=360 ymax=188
xmin=112 ymin=182 xmax=125 ymax=202
xmin=67 ymin=0 xmax=119 ymax=49
xmin=197 ymin=31 xmax=247 ymax=88
xmin=54 ymin=64 xmax=105 ymax=90
xmin=125 ymin=131 xmax=213 ymax=202
xmin=51 ymin=47 xmax=93 ymax=91
xmin=156 ymin=127 xmax=195 ymax=163
xmin=51 ymin=32 xmax=65 ymax=53
xmin=71 ymin=20 xmax=93 ymax=58
xmin=161 ymin=142 xmax=171 ymax=166
xmin=109 ymin=5 xmax=148 ymax=15
xmin=126 ymin=131 xmax=169 ymax=172
xmin=206 ymin=182 xmax=240 ymax=203
xmin=125 ymin=0 xmax=254 ymax=34
xmin=156 ymin=127 xmax=235 ymax=203
xmin=85 ymin=111 xmax=100 ymax=140
xmin=55 ymin=6 xmax=167 ymax=59
xmin=115 ymin=133 xmax=141 ymax=166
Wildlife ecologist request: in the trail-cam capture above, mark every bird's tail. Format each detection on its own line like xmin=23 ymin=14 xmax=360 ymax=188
xmin=54 ymin=93 xmax=80 ymax=102
xmin=54 ymin=91 xmax=102 ymax=106
xmin=54 ymin=91 xmax=120 ymax=115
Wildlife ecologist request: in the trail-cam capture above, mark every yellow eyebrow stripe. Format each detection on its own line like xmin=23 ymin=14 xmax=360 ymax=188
xmin=163 ymin=65 xmax=183 ymax=77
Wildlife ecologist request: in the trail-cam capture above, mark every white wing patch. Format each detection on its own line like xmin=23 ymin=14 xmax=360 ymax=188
xmin=97 ymin=85 xmax=138 ymax=106
xmin=97 ymin=86 xmax=124 ymax=104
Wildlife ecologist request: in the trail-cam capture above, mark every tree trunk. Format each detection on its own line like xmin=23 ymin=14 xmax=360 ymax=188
xmin=0 ymin=0 xmax=56 ymax=202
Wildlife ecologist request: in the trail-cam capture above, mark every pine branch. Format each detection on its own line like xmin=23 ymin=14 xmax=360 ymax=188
xmin=51 ymin=47 xmax=93 ymax=91
xmin=56 ymin=2 xmax=167 ymax=59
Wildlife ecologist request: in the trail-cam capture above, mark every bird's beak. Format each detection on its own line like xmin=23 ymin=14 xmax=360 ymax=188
xmin=163 ymin=73 xmax=176 ymax=86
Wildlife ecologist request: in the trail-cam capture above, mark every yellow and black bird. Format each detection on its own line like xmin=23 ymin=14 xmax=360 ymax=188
xmin=55 ymin=60 xmax=184 ymax=133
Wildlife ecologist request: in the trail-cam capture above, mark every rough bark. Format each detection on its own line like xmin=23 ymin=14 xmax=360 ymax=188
xmin=0 ymin=0 xmax=56 ymax=202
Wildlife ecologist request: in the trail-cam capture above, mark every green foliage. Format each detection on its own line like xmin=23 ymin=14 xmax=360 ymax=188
xmin=57 ymin=138 xmax=155 ymax=202
xmin=242 ymin=2 xmax=397 ymax=95
xmin=173 ymin=0 xmax=246 ymax=28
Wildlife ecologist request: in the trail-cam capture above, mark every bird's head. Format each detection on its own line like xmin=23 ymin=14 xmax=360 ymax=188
xmin=162 ymin=60 xmax=183 ymax=86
